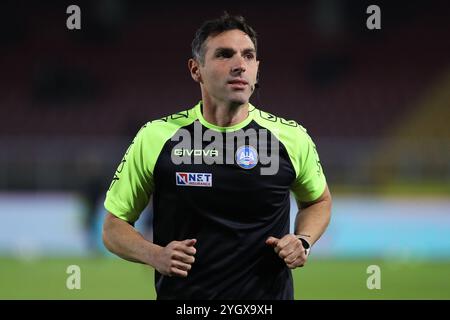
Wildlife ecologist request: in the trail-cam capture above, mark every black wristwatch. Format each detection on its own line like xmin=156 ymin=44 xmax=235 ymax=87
xmin=295 ymin=235 xmax=311 ymax=257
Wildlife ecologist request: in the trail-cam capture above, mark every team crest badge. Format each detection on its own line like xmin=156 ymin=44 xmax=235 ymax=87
xmin=235 ymin=145 xmax=258 ymax=169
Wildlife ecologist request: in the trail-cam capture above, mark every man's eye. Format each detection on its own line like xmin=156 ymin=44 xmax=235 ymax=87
xmin=217 ymin=52 xmax=231 ymax=58
xmin=245 ymin=54 xmax=255 ymax=59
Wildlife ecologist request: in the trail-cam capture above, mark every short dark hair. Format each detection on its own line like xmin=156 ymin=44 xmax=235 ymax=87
xmin=191 ymin=12 xmax=258 ymax=65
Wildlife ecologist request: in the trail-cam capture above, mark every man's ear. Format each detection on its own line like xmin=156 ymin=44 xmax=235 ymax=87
xmin=188 ymin=58 xmax=202 ymax=83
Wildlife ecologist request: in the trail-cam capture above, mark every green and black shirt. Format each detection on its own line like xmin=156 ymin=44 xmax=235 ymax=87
xmin=104 ymin=101 xmax=326 ymax=299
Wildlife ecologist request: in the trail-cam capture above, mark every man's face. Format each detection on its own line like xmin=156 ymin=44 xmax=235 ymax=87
xmin=196 ymin=29 xmax=259 ymax=106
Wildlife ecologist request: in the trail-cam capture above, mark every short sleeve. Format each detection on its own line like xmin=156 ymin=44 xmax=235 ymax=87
xmin=104 ymin=125 xmax=154 ymax=223
xmin=291 ymin=130 xmax=326 ymax=203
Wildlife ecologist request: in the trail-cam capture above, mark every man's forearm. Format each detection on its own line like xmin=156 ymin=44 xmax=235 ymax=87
xmin=102 ymin=213 xmax=161 ymax=266
xmin=294 ymin=186 xmax=332 ymax=246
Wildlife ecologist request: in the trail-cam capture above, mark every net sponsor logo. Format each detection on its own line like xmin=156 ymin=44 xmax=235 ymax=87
xmin=176 ymin=172 xmax=213 ymax=187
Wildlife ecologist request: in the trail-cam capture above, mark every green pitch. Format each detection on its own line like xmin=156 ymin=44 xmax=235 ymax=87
xmin=1 ymin=256 xmax=449 ymax=299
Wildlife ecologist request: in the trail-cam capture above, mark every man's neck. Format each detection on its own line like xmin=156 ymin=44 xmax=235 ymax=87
xmin=201 ymin=96 xmax=249 ymax=127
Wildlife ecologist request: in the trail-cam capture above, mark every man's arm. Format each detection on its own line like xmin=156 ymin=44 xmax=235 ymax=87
xmin=266 ymin=185 xmax=332 ymax=268
xmin=102 ymin=212 xmax=197 ymax=277
xmin=295 ymin=184 xmax=332 ymax=246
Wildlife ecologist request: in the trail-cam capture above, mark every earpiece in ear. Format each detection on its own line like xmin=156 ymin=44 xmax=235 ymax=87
xmin=254 ymin=71 xmax=260 ymax=89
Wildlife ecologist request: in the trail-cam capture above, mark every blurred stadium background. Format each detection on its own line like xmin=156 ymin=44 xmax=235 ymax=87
xmin=1 ymin=0 xmax=449 ymax=299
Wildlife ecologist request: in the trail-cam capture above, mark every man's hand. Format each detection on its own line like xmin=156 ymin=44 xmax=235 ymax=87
xmin=266 ymin=235 xmax=308 ymax=269
xmin=154 ymin=239 xmax=197 ymax=277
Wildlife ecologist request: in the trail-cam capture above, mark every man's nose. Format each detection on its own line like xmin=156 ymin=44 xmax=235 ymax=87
xmin=231 ymin=56 xmax=246 ymax=74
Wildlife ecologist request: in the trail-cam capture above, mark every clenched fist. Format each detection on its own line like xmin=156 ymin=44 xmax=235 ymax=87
xmin=154 ymin=239 xmax=197 ymax=277
xmin=266 ymin=234 xmax=309 ymax=269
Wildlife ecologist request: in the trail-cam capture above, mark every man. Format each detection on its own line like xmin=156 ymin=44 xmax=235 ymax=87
xmin=103 ymin=13 xmax=332 ymax=300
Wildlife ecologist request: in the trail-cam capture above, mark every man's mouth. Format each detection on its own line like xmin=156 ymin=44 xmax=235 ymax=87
xmin=227 ymin=79 xmax=248 ymax=89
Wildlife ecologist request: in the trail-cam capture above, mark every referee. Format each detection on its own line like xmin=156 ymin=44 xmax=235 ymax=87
xmin=103 ymin=13 xmax=332 ymax=299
